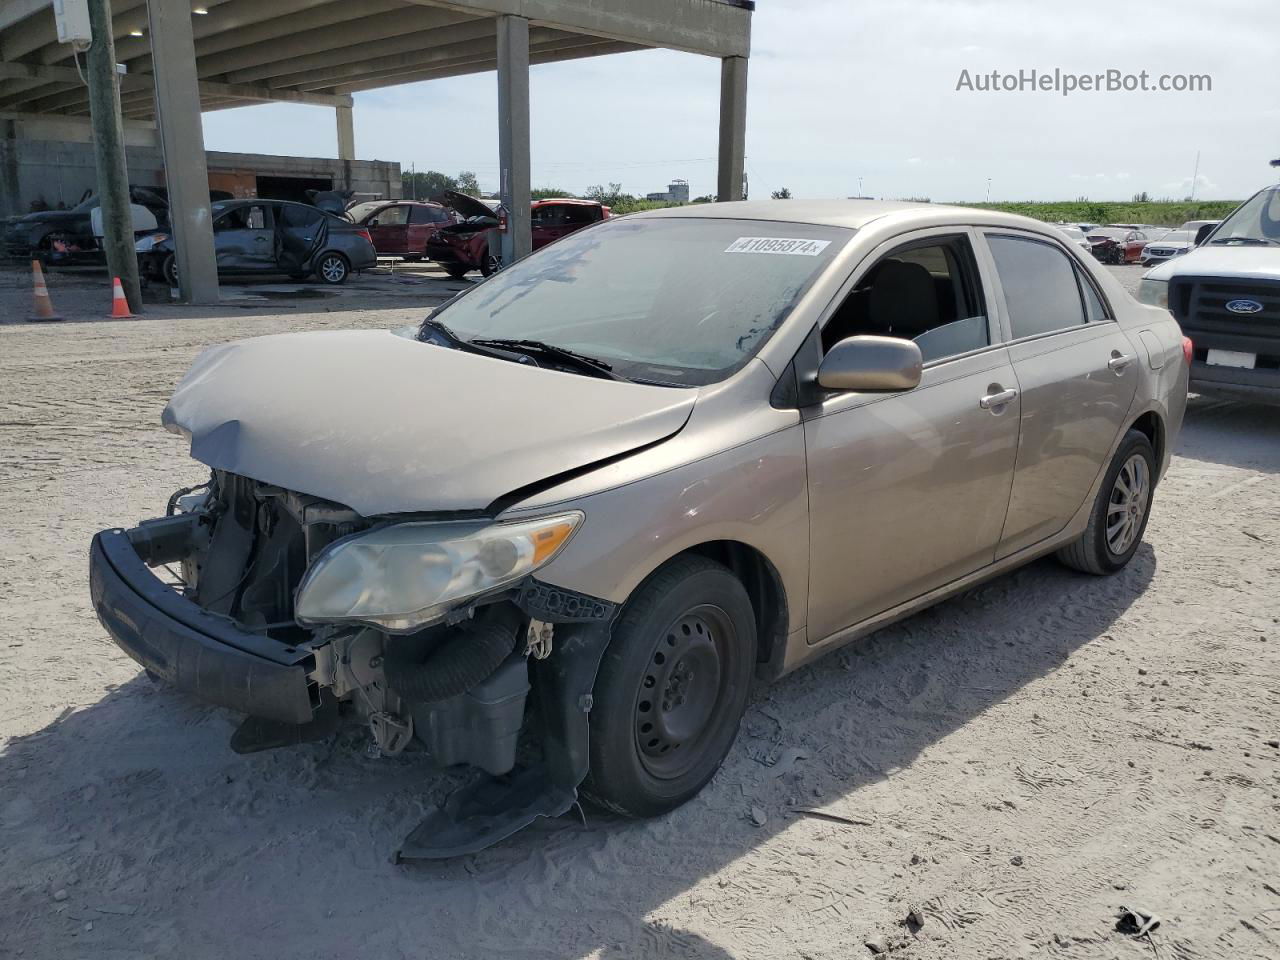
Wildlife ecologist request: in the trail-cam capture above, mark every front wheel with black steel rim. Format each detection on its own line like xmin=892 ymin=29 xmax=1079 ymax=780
xmin=1057 ymin=428 xmax=1155 ymax=575
xmin=582 ymin=556 xmax=757 ymax=819
xmin=315 ymin=251 xmax=350 ymax=285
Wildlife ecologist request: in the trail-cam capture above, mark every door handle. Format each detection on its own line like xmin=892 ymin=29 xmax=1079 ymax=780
xmin=979 ymin=388 xmax=1018 ymax=410
xmin=1108 ymin=353 xmax=1134 ymax=372
xmin=254 ymin=236 xmax=268 ymax=243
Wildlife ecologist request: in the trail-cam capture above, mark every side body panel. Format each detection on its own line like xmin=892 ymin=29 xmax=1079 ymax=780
xmin=997 ymin=323 xmax=1140 ymax=556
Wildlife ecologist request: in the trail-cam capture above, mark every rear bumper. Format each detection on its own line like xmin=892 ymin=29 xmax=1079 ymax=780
xmin=89 ymin=524 xmax=318 ymax=724
xmin=348 ymin=245 xmax=377 ymax=271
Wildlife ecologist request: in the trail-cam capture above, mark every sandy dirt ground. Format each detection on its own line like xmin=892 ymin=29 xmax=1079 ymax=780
xmin=1 ymin=263 xmax=1278 ymax=960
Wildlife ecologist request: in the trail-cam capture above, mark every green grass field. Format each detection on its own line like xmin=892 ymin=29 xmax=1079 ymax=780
xmin=963 ymin=199 xmax=1240 ymax=227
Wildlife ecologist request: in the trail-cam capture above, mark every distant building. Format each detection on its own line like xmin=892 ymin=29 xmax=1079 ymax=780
xmin=646 ymin=178 xmax=690 ymax=205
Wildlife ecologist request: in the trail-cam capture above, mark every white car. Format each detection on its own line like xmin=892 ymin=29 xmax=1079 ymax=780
xmin=1179 ymin=218 xmax=1221 ymax=236
xmin=1139 ymin=185 xmax=1280 ymax=403
xmin=1140 ymin=229 xmax=1195 ymax=266
xmin=1054 ymin=223 xmax=1092 ymax=253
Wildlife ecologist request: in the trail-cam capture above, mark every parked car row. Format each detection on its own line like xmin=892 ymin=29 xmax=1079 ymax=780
xmin=6 ymin=187 xmax=612 ymax=287
xmin=137 ymin=199 xmax=379 ymax=287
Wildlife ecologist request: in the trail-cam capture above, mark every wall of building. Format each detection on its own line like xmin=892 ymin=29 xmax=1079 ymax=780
xmin=0 ymin=119 xmax=401 ymax=218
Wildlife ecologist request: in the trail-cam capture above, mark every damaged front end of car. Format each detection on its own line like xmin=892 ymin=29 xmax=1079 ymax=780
xmin=89 ymin=469 xmax=617 ymax=860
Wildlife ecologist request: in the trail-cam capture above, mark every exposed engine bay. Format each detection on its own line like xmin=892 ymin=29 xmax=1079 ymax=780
xmin=92 ymin=470 xmax=616 ymax=858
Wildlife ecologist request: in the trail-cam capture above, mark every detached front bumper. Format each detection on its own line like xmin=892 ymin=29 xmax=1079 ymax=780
xmin=89 ymin=523 xmax=318 ymax=724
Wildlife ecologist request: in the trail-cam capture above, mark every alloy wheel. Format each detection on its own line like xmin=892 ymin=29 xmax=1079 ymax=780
xmin=319 ymin=255 xmax=347 ymax=283
xmin=1106 ymin=453 xmax=1150 ymax=555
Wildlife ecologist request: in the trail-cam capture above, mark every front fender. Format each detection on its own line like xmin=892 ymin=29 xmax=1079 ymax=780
xmin=527 ymin=423 xmax=810 ymax=633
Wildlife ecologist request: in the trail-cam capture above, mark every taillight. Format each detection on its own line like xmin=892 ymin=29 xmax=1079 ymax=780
xmin=1182 ymin=336 xmax=1193 ymax=365
xmin=357 ymin=228 xmax=373 ymax=244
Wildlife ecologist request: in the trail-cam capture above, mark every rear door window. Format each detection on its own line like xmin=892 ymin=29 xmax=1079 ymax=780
xmin=986 ymin=235 xmax=1087 ymax=339
xmin=561 ymin=205 xmax=599 ymax=226
xmin=278 ymin=204 xmax=324 ymax=229
xmin=409 ymin=205 xmax=447 ymax=224
xmin=372 ymin=205 xmax=410 ymax=226
xmin=532 ymin=205 xmax=567 ymax=227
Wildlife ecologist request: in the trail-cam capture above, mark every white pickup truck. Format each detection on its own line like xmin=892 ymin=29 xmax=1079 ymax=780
xmin=1138 ymin=184 xmax=1280 ymax=404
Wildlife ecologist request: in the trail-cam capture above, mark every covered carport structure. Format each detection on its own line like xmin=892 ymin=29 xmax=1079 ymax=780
xmin=0 ymin=0 xmax=752 ymax=303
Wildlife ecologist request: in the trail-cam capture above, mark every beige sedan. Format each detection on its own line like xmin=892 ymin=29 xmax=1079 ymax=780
xmin=91 ymin=200 xmax=1190 ymax=858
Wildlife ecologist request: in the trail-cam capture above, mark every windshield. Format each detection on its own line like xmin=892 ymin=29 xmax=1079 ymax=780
xmin=1151 ymin=230 xmax=1192 ymax=244
xmin=1057 ymin=226 xmax=1084 ymax=239
xmin=1209 ymin=186 xmax=1280 ymax=245
xmin=428 ymin=216 xmax=850 ymax=385
xmin=1089 ymin=228 xmax=1127 ymax=239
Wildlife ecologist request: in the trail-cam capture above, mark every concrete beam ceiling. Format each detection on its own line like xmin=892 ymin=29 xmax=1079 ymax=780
xmin=0 ymin=0 xmax=749 ymax=117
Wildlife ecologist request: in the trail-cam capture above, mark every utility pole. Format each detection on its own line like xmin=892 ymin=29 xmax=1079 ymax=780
xmin=1189 ymin=151 xmax=1201 ymax=201
xmin=85 ymin=0 xmax=142 ymax=313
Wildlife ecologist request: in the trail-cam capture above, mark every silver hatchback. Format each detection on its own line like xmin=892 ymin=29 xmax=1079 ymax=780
xmin=90 ymin=200 xmax=1188 ymax=858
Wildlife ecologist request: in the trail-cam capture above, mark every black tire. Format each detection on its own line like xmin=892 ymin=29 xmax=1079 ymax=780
xmin=314 ymin=251 xmax=350 ymax=285
xmin=1057 ymin=429 xmax=1156 ymax=575
xmin=582 ymin=556 xmax=756 ymax=819
xmin=162 ymin=253 xmax=178 ymax=287
xmin=444 ymin=264 xmax=469 ymax=280
xmin=479 ymin=248 xmax=501 ymax=278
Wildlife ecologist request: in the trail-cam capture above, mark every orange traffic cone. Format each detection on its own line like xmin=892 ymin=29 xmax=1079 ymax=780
xmin=28 ymin=259 xmax=62 ymax=322
xmin=109 ymin=276 xmax=135 ymax=319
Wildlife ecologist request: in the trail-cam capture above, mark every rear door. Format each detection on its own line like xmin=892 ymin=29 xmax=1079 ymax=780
xmin=275 ymin=203 xmax=328 ymax=275
xmin=365 ymin=204 xmax=410 ymax=254
xmin=406 ymin=203 xmax=447 ymax=253
xmin=979 ymin=231 xmax=1140 ymax=558
xmin=531 ymin=204 xmax=570 ymax=249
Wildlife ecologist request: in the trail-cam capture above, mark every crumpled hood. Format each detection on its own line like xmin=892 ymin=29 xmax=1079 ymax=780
xmin=162 ymin=329 xmax=695 ymax=516
xmin=1145 ymin=244 xmax=1280 ymax=282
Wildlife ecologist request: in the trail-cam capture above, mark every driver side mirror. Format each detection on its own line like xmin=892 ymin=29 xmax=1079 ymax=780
xmin=817 ymin=335 xmax=923 ymax=392
xmin=1194 ymin=223 xmax=1216 ymax=246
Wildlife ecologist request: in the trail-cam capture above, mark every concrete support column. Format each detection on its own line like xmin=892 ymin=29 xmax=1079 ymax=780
xmin=336 ymin=102 xmax=355 ymax=189
xmin=146 ymin=0 xmax=218 ymax=303
xmin=496 ymin=14 xmax=531 ymax=266
xmin=717 ymin=55 xmax=748 ymax=202
xmin=86 ymin=0 xmax=142 ymax=313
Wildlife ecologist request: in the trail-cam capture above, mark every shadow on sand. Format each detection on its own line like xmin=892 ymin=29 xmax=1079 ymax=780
xmin=2 ymin=539 xmax=1157 ymax=958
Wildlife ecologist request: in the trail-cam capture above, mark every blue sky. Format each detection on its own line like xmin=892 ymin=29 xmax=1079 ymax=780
xmin=202 ymin=0 xmax=1279 ymax=202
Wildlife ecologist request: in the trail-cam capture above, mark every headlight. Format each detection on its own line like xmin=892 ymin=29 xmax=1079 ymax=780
xmin=1136 ymin=278 xmax=1169 ymax=309
xmin=294 ymin=512 xmax=583 ymax=632
xmin=134 ymin=233 xmax=169 ymax=252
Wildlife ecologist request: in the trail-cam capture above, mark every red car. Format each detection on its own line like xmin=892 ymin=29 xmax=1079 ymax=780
xmin=426 ymin=191 xmax=610 ymax=278
xmin=1087 ymin=226 xmax=1149 ymax=264
xmin=355 ymin=201 xmax=453 ymax=261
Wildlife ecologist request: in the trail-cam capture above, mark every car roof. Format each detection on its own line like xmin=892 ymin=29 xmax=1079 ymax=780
xmin=628 ymin=198 xmax=1076 ymax=235
xmin=532 ymin=197 xmax=602 ymax=206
